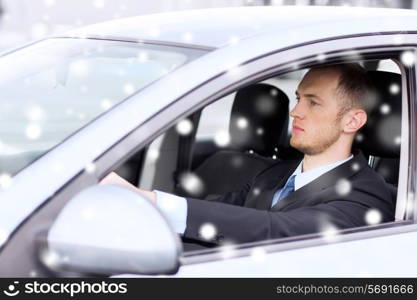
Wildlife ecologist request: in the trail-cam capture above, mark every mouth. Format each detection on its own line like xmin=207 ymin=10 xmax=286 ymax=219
xmin=292 ymin=125 xmax=304 ymax=133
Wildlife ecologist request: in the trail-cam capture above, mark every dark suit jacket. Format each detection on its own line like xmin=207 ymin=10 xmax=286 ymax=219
xmin=183 ymin=151 xmax=395 ymax=244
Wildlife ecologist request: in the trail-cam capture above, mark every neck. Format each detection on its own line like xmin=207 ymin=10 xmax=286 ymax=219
xmin=302 ymin=142 xmax=352 ymax=172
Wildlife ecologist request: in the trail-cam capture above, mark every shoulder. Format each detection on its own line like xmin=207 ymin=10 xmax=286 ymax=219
xmin=351 ymin=164 xmax=391 ymax=191
xmin=333 ymin=164 xmax=395 ymax=217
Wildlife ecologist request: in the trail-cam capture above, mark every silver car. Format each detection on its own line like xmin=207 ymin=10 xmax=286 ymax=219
xmin=0 ymin=5 xmax=417 ymax=277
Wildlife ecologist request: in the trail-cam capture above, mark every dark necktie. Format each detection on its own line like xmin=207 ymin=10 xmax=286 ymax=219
xmin=271 ymin=175 xmax=295 ymax=207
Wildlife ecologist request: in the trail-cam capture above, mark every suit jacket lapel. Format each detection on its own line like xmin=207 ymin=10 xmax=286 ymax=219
xmin=244 ymin=159 xmax=300 ymax=209
xmin=272 ymin=151 xmax=368 ymax=211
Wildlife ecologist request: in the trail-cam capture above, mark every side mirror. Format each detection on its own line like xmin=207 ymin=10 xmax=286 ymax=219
xmin=42 ymin=185 xmax=182 ymax=276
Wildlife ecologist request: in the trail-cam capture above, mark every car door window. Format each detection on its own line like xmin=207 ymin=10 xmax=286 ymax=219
xmin=134 ymin=57 xmax=403 ymax=230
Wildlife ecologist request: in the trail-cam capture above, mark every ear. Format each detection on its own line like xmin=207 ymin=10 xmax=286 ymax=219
xmin=342 ymin=109 xmax=367 ymax=134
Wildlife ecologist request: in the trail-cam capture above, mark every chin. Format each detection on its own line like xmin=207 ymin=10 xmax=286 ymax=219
xmin=290 ymin=139 xmax=316 ymax=155
xmin=290 ymin=139 xmax=304 ymax=152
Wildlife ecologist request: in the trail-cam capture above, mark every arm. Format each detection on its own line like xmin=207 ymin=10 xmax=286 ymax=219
xmin=184 ymin=188 xmax=394 ymax=244
xmin=99 ymin=172 xmax=252 ymax=235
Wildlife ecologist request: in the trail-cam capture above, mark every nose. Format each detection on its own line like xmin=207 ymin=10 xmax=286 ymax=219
xmin=290 ymin=101 xmax=305 ymax=120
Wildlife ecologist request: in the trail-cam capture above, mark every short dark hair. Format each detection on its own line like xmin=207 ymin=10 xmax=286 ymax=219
xmin=313 ymin=63 xmax=375 ymax=117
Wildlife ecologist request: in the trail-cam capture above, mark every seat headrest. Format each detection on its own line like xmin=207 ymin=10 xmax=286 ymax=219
xmin=354 ymin=71 xmax=401 ymax=158
xmin=229 ymin=83 xmax=289 ymax=156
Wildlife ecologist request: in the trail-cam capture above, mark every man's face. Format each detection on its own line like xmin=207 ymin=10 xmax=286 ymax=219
xmin=290 ymin=68 xmax=344 ymax=155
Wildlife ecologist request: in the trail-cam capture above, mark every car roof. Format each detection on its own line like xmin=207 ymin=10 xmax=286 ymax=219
xmin=67 ymin=6 xmax=417 ymax=49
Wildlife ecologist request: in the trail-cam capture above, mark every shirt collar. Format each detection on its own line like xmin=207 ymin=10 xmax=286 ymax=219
xmin=292 ymin=155 xmax=353 ymax=191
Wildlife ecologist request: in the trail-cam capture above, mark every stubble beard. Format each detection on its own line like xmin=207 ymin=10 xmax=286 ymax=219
xmin=290 ymin=123 xmax=342 ymax=156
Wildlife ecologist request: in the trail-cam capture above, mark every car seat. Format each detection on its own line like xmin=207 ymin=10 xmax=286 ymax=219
xmin=182 ymin=83 xmax=290 ymax=199
xmin=354 ymin=70 xmax=401 ymax=201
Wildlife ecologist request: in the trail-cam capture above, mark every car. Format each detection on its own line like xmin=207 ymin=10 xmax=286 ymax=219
xmin=0 ymin=5 xmax=417 ymax=277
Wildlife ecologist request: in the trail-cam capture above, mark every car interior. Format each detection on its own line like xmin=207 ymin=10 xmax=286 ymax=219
xmin=113 ymin=58 xmax=402 ymax=251
xmin=176 ymin=83 xmax=296 ymax=200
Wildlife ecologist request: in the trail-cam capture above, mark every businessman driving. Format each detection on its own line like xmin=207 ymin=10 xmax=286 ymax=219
xmin=102 ymin=63 xmax=394 ymax=244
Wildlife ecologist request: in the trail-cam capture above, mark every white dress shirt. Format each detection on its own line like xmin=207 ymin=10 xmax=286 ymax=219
xmin=155 ymin=155 xmax=353 ymax=234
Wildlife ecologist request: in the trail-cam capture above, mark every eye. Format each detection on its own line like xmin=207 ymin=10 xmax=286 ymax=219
xmin=309 ymin=100 xmax=319 ymax=106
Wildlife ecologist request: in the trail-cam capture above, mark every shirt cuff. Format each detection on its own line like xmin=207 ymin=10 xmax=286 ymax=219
xmin=154 ymin=190 xmax=187 ymax=235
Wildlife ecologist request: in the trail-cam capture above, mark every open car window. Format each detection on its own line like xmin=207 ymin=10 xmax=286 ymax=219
xmin=129 ymin=57 xmax=405 ymax=254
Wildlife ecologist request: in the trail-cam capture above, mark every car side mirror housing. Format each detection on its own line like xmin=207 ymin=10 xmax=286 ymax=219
xmin=43 ymin=185 xmax=182 ymax=276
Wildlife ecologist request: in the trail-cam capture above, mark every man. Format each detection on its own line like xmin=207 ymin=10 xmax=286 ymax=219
xmin=102 ymin=63 xmax=395 ymax=244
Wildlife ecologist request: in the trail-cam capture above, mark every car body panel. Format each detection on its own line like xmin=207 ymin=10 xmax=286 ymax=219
xmin=174 ymin=227 xmax=417 ymax=277
xmin=68 ymin=6 xmax=417 ymax=49
xmin=114 ymin=224 xmax=417 ymax=277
